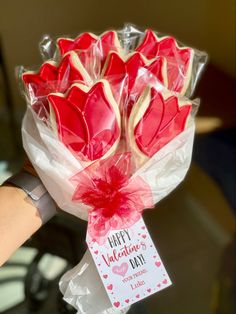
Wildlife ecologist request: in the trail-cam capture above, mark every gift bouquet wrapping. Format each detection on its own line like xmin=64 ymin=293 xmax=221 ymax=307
xmin=20 ymin=25 xmax=207 ymax=313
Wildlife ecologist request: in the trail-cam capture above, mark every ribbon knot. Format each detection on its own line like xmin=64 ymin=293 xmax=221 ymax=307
xmin=71 ymin=153 xmax=154 ymax=241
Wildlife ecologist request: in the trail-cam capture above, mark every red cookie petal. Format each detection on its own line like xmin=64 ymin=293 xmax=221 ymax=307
xmin=159 ymin=96 xmax=179 ymax=130
xmin=147 ymin=57 xmax=167 ymax=86
xmin=22 ymin=52 xmax=90 ymax=100
xmin=102 ymin=51 xmax=166 ymax=112
xmin=126 ymin=53 xmax=167 ymax=115
xmin=48 ymin=81 xmax=120 ymax=161
xmin=57 ymin=52 xmax=90 ymax=91
xmin=126 ymin=52 xmax=147 ymax=92
xmin=136 ymin=29 xmax=159 ymax=59
xmin=57 ymin=38 xmax=74 ymax=55
xmin=98 ymin=31 xmax=121 ymax=65
xmin=48 ymin=93 xmax=87 ymax=153
xmin=102 ymin=52 xmax=127 ymax=104
xmin=58 ymin=31 xmax=121 ymax=77
xmin=134 ymin=89 xmax=191 ymax=157
xmin=148 ymin=104 xmax=191 ymax=155
xmin=137 ymin=29 xmax=193 ymax=94
xmin=134 ymin=90 xmax=164 ymax=152
xmin=57 ymin=33 xmax=97 ymax=56
xmin=127 ymin=53 xmax=166 ymax=90
xmin=22 ymin=62 xmax=58 ymax=99
xmin=157 ymin=37 xmax=192 ymax=93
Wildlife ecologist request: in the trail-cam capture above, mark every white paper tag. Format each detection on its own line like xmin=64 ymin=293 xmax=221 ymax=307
xmin=86 ymin=217 xmax=172 ymax=310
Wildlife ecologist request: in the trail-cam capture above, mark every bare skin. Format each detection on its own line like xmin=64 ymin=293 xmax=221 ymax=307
xmin=0 ymin=185 xmax=42 ymax=266
xmin=0 ymin=159 xmax=43 ymax=266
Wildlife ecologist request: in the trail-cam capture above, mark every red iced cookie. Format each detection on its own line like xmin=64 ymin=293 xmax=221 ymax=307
xmin=22 ymin=51 xmax=91 ymax=99
xmin=57 ymin=31 xmax=122 ymax=78
xmin=102 ymin=51 xmax=167 ymax=113
xmin=22 ymin=51 xmax=91 ymax=117
xmin=128 ymin=87 xmax=192 ymax=162
xmin=136 ymin=29 xmax=194 ymax=95
xmin=48 ymin=80 xmax=121 ymax=161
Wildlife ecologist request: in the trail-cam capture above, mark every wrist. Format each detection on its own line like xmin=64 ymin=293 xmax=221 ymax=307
xmin=3 ymin=170 xmax=57 ymax=224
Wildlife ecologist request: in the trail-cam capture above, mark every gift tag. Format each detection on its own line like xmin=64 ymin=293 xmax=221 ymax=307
xmin=86 ymin=217 xmax=172 ymax=310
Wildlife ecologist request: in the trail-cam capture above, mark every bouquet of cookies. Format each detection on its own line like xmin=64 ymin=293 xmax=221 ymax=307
xmin=20 ymin=25 xmax=207 ymax=313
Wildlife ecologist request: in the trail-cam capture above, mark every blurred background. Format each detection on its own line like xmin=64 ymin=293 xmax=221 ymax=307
xmin=0 ymin=0 xmax=235 ymax=313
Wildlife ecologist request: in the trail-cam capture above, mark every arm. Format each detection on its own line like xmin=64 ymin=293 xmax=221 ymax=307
xmin=0 ymin=163 xmax=57 ymax=266
xmin=0 ymin=185 xmax=42 ymax=266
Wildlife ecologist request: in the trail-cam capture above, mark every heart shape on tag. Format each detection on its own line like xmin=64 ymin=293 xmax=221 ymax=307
xmin=112 ymin=262 xmax=129 ymax=277
xmin=113 ymin=301 xmax=120 ymax=308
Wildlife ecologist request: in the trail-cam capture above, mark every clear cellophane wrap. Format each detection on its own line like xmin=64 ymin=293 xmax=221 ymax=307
xmin=20 ymin=24 xmax=207 ymax=314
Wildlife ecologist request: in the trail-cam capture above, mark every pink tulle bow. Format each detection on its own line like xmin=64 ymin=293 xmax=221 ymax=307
xmin=71 ymin=153 xmax=154 ymax=241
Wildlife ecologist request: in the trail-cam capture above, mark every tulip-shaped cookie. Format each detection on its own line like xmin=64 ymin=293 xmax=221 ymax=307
xmin=23 ymin=51 xmax=91 ymax=100
xmin=128 ymin=87 xmax=192 ymax=165
xmin=48 ymin=80 xmax=121 ymax=161
xmin=102 ymin=51 xmax=167 ymax=113
xmin=57 ymin=31 xmax=122 ymax=79
xmin=22 ymin=51 xmax=91 ymax=117
xmin=136 ymin=29 xmax=194 ymax=95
